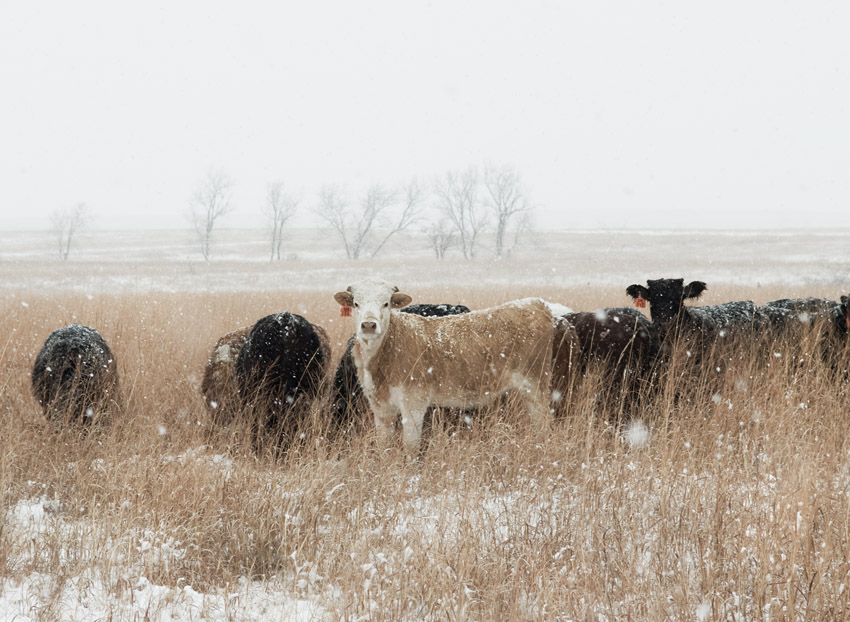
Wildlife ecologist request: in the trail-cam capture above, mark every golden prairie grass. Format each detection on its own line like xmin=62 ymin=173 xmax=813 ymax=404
xmin=2 ymin=286 xmax=850 ymax=620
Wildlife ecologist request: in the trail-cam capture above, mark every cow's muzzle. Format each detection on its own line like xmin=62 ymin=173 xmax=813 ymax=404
xmin=360 ymin=320 xmax=379 ymax=336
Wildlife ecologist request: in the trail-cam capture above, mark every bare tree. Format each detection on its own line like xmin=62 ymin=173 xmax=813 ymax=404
xmin=266 ymin=181 xmax=299 ymax=262
xmin=314 ymin=180 xmax=424 ymax=259
xmin=483 ymin=163 xmax=533 ymax=258
xmin=314 ymin=185 xmax=352 ymax=257
xmin=433 ymin=167 xmax=487 ymax=260
xmin=367 ymin=178 xmax=427 ymax=258
xmin=189 ymin=169 xmax=234 ymax=261
xmin=50 ymin=203 xmax=89 ymax=261
xmin=424 ymin=219 xmax=456 ymax=259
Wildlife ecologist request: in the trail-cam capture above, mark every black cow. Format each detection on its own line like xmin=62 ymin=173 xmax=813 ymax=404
xmin=330 ymin=303 xmax=471 ymax=438
xmin=552 ymin=308 xmax=657 ymax=417
xmin=32 ymin=324 xmax=120 ymax=428
xmin=235 ymin=312 xmax=330 ymax=448
xmin=760 ymin=297 xmax=843 ymax=333
xmin=759 ymin=295 xmax=850 ymax=368
xmin=626 ymin=279 xmax=759 ymax=345
xmin=843 ymin=296 xmax=850 ymax=335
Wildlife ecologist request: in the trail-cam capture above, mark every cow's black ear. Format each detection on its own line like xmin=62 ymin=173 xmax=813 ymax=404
xmin=841 ymin=295 xmax=849 ymax=306
xmin=684 ymin=281 xmax=707 ymax=299
xmin=626 ymin=284 xmax=649 ymax=300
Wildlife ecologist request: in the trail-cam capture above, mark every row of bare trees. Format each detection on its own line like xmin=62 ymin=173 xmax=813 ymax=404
xmin=313 ymin=180 xmax=427 ymax=260
xmin=51 ymin=164 xmax=532 ymax=261
xmin=312 ymin=164 xmax=533 ymax=261
xmin=187 ymin=169 xmax=300 ymax=262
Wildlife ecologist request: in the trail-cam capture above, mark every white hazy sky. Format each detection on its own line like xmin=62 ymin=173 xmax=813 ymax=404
xmin=1 ymin=1 xmax=849 ymax=231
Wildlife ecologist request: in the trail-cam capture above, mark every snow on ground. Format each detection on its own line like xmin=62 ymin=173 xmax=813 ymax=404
xmin=2 ymin=227 xmax=849 ymax=619
xmin=1 ymin=569 xmax=327 ymax=622
xmin=1 ymin=228 xmax=848 ymax=294
xmin=0 ymin=438 xmax=831 ymax=621
xmin=2 ymin=475 xmax=333 ymax=621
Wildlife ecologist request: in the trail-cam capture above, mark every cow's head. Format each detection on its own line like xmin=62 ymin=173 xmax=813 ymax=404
xmin=626 ymin=278 xmax=706 ymax=325
xmin=334 ymin=278 xmax=412 ymax=342
xmin=841 ymin=295 xmax=850 ymax=332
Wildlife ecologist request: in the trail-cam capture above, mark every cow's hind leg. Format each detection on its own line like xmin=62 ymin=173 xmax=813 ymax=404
xmin=522 ymin=390 xmax=552 ymax=432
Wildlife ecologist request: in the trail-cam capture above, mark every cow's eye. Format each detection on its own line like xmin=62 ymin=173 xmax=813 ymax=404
xmin=354 ymin=303 xmax=359 ymax=308
xmin=383 ymin=302 xmax=389 ymax=308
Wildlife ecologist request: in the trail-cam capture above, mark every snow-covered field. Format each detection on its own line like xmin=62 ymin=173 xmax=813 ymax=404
xmin=2 ymin=227 xmax=850 ymax=621
xmin=1 ymin=227 xmax=848 ymax=294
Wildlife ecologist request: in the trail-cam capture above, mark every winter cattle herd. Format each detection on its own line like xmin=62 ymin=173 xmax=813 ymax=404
xmin=30 ymin=277 xmax=850 ymax=452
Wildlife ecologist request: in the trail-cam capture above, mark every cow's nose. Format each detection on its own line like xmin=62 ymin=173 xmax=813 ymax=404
xmin=361 ymin=321 xmax=378 ymax=334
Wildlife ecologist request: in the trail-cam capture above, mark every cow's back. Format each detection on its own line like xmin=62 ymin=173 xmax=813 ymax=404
xmin=365 ymin=298 xmax=553 ymax=407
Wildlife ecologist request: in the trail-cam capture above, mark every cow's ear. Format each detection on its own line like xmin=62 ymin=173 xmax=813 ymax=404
xmin=334 ymin=291 xmax=354 ymax=307
xmin=626 ymin=284 xmax=649 ymax=300
xmin=841 ymin=295 xmax=849 ymax=306
xmin=391 ymin=292 xmax=412 ymax=308
xmin=684 ymin=281 xmax=707 ymax=299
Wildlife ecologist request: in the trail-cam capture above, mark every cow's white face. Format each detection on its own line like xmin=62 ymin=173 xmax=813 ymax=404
xmin=334 ymin=278 xmax=412 ymax=343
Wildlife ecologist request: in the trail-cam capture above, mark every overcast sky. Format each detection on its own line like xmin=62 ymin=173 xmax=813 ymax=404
xmin=1 ymin=1 xmax=849 ymax=231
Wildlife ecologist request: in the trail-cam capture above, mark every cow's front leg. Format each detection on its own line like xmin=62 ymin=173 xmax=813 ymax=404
xmin=400 ymin=407 xmax=426 ymax=454
xmin=371 ymin=403 xmax=397 ymax=447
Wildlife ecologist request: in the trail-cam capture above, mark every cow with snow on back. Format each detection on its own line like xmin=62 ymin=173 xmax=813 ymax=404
xmin=333 ymin=278 xmax=554 ymax=453
xmin=32 ymin=324 xmax=119 ymax=428
xmin=329 ymin=302 xmax=472 ymax=440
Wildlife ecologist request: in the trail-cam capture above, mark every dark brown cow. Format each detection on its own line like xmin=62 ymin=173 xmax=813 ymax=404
xmin=200 ymin=325 xmax=251 ymax=426
xmin=551 ymin=308 xmax=656 ymax=417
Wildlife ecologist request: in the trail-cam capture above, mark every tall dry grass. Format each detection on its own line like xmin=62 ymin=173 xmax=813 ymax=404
xmin=2 ymin=287 xmax=850 ymax=620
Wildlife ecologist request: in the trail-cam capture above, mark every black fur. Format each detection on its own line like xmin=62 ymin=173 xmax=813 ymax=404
xmin=553 ymin=308 xmax=657 ymax=417
xmin=32 ymin=324 xmax=119 ymax=427
xmin=626 ymin=278 xmax=758 ymax=340
xmin=235 ymin=312 xmax=328 ymax=446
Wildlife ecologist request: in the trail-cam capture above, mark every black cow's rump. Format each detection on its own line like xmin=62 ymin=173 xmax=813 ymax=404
xmin=32 ymin=324 xmax=119 ymax=427
xmin=235 ymin=311 xmax=330 ymax=447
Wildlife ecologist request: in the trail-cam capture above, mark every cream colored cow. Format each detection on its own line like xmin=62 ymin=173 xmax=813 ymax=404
xmin=334 ymin=278 xmax=554 ymax=452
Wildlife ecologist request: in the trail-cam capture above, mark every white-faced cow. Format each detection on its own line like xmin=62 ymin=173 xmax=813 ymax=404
xmin=330 ymin=303 xmax=471 ymax=439
xmin=234 ymin=312 xmax=330 ymax=448
xmin=32 ymin=324 xmax=119 ymax=428
xmin=333 ymin=278 xmax=554 ymax=452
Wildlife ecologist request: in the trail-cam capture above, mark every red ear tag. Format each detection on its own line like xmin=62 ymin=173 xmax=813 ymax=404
xmin=340 ymin=305 xmax=353 ymax=318
xmin=635 ymin=295 xmax=647 ymax=309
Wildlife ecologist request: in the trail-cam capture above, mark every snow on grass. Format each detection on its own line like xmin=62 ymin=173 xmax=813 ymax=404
xmin=0 ymin=572 xmax=329 ymax=622
xmin=1 ymin=495 xmax=332 ymax=622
